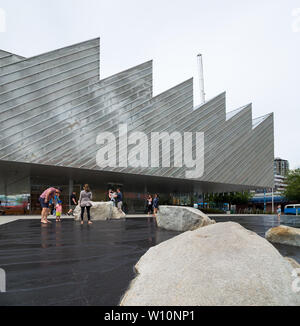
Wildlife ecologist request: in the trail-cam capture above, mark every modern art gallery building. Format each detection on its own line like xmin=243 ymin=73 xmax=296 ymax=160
xmin=0 ymin=38 xmax=274 ymax=214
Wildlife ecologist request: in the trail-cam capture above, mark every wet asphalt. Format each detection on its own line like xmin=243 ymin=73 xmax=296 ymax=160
xmin=0 ymin=215 xmax=299 ymax=306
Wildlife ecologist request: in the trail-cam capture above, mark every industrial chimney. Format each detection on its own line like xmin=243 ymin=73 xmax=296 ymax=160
xmin=197 ymin=54 xmax=206 ymax=105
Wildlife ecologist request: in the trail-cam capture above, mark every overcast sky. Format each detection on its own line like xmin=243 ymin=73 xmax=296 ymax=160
xmin=0 ymin=0 xmax=299 ymax=168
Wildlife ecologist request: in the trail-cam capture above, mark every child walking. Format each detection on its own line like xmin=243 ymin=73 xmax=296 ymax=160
xmin=277 ymin=205 xmax=281 ymax=225
xmin=55 ymin=193 xmax=63 ymax=222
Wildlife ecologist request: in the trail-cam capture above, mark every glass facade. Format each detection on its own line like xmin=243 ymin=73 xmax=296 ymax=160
xmin=1 ymin=160 xmax=249 ymax=215
xmin=0 ymin=163 xmax=30 ymax=215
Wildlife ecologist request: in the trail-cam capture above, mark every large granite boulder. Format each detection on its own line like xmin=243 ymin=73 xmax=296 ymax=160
xmin=266 ymin=225 xmax=300 ymax=247
xmin=74 ymin=202 xmax=126 ymax=221
xmin=120 ymin=222 xmax=300 ymax=306
xmin=285 ymin=257 xmax=300 ymax=270
xmin=156 ymin=205 xmax=215 ymax=232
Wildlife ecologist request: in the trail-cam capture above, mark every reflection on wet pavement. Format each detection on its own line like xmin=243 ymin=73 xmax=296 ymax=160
xmin=0 ymin=215 xmax=299 ymax=306
xmin=0 ymin=218 xmax=179 ymax=306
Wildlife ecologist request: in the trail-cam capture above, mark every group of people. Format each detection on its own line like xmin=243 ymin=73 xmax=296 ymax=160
xmin=39 ymin=185 xmax=124 ymax=225
xmin=39 ymin=187 xmax=63 ymax=224
xmin=39 ymin=185 xmax=161 ymax=224
xmin=146 ymin=194 xmax=159 ymax=216
xmin=39 ymin=184 xmax=93 ymax=225
xmin=108 ymin=188 xmax=123 ymax=213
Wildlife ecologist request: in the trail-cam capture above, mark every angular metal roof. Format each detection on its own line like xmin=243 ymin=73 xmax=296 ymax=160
xmin=0 ymin=38 xmax=274 ymax=189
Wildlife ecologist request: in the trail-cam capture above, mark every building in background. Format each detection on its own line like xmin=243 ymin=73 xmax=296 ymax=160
xmin=274 ymin=174 xmax=288 ymax=193
xmin=248 ymin=158 xmax=290 ymax=212
xmin=274 ymin=157 xmax=289 ymax=176
xmin=0 ymin=38 xmax=274 ymax=214
xmin=273 ymin=157 xmax=289 ymax=193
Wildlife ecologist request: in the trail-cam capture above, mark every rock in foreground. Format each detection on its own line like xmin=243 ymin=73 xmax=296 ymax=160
xmin=285 ymin=257 xmax=300 ymax=270
xmin=156 ymin=206 xmax=215 ymax=232
xmin=266 ymin=225 xmax=300 ymax=247
xmin=74 ymin=202 xmax=126 ymax=221
xmin=120 ymin=222 xmax=300 ymax=306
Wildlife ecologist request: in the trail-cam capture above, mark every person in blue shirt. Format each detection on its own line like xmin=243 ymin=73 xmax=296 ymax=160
xmin=116 ymin=189 xmax=124 ymax=213
xmin=49 ymin=197 xmax=56 ymax=217
xmin=153 ymin=194 xmax=159 ymax=217
xmin=277 ymin=205 xmax=281 ymax=225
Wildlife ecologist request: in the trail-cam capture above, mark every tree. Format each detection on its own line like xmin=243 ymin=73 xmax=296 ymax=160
xmin=231 ymin=192 xmax=253 ymax=205
xmin=283 ymin=169 xmax=300 ymax=202
xmin=207 ymin=192 xmax=252 ymax=210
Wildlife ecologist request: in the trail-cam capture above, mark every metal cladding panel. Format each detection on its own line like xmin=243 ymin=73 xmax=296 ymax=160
xmin=47 ymin=63 xmax=153 ymax=167
xmin=203 ymin=105 xmax=253 ymax=181
xmin=0 ymin=61 xmax=153 ymax=165
xmin=0 ymin=39 xmax=274 ymax=189
xmin=165 ymin=103 xmax=253 ymax=181
xmin=0 ymin=50 xmax=25 ymax=67
xmin=146 ymin=93 xmax=226 ymax=179
xmin=209 ymin=113 xmax=274 ymax=188
xmin=107 ymin=79 xmax=193 ymax=171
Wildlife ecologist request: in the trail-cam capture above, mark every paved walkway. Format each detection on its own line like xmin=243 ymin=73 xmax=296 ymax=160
xmin=0 ymin=217 xmax=19 ymax=226
xmin=0 ymin=215 xmax=74 ymax=226
xmin=0 ymin=213 xmax=297 ymax=227
xmin=0 ymin=214 xmax=299 ymax=306
xmin=0 ymin=214 xmax=150 ymax=226
xmin=209 ymin=214 xmax=277 ymax=217
xmin=0 ymin=218 xmax=178 ymax=306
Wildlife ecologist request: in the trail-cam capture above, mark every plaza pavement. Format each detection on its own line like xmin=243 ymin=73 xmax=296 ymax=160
xmin=0 ymin=214 xmax=151 ymax=226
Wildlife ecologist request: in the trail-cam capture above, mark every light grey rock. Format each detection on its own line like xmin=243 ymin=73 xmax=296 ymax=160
xmin=156 ymin=205 xmax=215 ymax=232
xmin=120 ymin=222 xmax=300 ymax=306
xmin=284 ymin=257 xmax=300 ymax=270
xmin=74 ymin=202 xmax=126 ymax=221
xmin=266 ymin=225 xmax=300 ymax=247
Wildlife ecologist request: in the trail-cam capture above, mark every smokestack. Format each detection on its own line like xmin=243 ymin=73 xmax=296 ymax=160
xmin=197 ymin=54 xmax=205 ymax=104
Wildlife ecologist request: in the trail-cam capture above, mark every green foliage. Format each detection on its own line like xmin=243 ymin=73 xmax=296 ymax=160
xmin=231 ymin=192 xmax=253 ymax=205
xmin=207 ymin=192 xmax=253 ymax=205
xmin=283 ymin=169 xmax=300 ymax=202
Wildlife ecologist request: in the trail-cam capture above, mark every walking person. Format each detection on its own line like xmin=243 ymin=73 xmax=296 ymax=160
xmin=39 ymin=187 xmax=62 ymax=224
xmin=146 ymin=194 xmax=153 ymax=216
xmin=152 ymin=193 xmax=159 ymax=226
xmin=55 ymin=192 xmax=63 ymax=222
xmin=116 ymin=188 xmax=124 ymax=214
xmin=153 ymin=194 xmax=159 ymax=216
xmin=78 ymin=184 xmax=93 ymax=225
xmin=67 ymin=192 xmax=77 ymax=216
xmin=277 ymin=205 xmax=281 ymax=225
